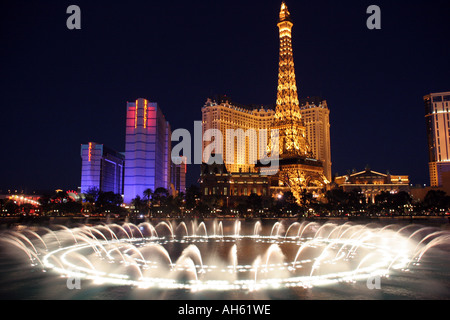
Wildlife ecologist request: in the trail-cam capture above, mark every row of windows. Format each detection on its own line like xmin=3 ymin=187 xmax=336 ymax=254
xmin=204 ymin=186 xmax=268 ymax=196
xmin=433 ymin=95 xmax=450 ymax=102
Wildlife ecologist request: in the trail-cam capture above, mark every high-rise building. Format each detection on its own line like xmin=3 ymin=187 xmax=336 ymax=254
xmin=171 ymin=156 xmax=187 ymax=195
xmin=123 ymin=98 xmax=171 ymax=204
xmin=202 ymin=97 xmax=275 ymax=173
xmin=80 ymin=142 xmax=125 ymax=194
xmin=300 ymin=97 xmax=332 ymax=182
xmin=424 ymin=91 xmax=450 ymax=186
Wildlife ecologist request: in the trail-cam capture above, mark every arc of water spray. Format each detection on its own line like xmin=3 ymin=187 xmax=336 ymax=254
xmin=174 ymin=256 xmax=198 ymax=282
xmin=298 ymin=222 xmax=319 ymax=239
xmin=180 ymin=245 xmax=204 ymax=273
xmin=140 ymin=243 xmax=173 ymax=269
xmin=73 ymin=234 xmax=107 ymax=256
xmin=354 ymin=252 xmax=377 ymax=276
xmin=264 ymin=244 xmax=283 ymax=268
xmin=41 ymin=227 xmax=62 ymax=247
xmin=53 ymin=225 xmax=78 ymax=244
xmin=197 ymin=222 xmax=208 ymax=237
xmin=254 ymin=221 xmax=262 ymax=237
xmin=22 ymin=229 xmax=48 ymax=251
xmin=284 ymin=222 xmax=301 ymax=239
xmin=411 ymin=231 xmax=448 ymax=259
xmin=211 ymin=220 xmax=224 ymax=238
xmin=87 ymin=227 xmax=109 ymax=243
xmin=110 ymin=224 xmax=131 ymax=239
xmin=95 ymin=225 xmax=119 ymax=241
xmin=310 ymin=241 xmax=338 ymax=277
xmin=176 ymin=222 xmax=189 ymax=237
xmin=1 ymin=237 xmax=43 ymax=266
xmin=270 ymin=222 xmax=283 ymax=238
xmin=313 ymin=223 xmax=337 ymax=239
xmin=123 ymin=244 xmax=149 ymax=267
xmin=326 ymin=222 xmax=352 ymax=240
xmin=408 ymin=234 xmax=450 ymax=268
xmin=138 ymin=222 xmax=158 ymax=238
xmin=123 ymin=223 xmax=144 ymax=239
xmin=65 ymin=251 xmax=97 ymax=271
xmin=293 ymin=238 xmax=318 ymax=267
xmin=395 ymin=224 xmax=420 ymax=238
xmin=5 ymin=231 xmax=39 ymax=254
xmin=106 ymin=245 xmax=128 ymax=264
xmin=156 ymin=221 xmax=174 ymax=238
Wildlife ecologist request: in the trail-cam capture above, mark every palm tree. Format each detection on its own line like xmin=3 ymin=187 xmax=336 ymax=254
xmin=143 ymin=188 xmax=153 ymax=216
xmin=131 ymin=195 xmax=145 ymax=215
xmin=153 ymin=187 xmax=169 ymax=206
xmin=423 ymin=190 xmax=450 ymax=213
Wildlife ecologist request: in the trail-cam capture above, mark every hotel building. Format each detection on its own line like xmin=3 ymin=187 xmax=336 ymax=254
xmin=299 ymin=97 xmax=332 ymax=182
xmin=200 ymin=154 xmax=270 ymax=200
xmin=334 ymin=167 xmax=409 ymax=203
xmin=123 ymin=98 xmax=171 ymax=204
xmin=424 ymin=91 xmax=450 ymax=186
xmin=80 ymin=142 xmax=125 ymax=194
xmin=202 ymin=97 xmax=275 ymax=174
xmin=201 ymin=96 xmax=332 ymax=186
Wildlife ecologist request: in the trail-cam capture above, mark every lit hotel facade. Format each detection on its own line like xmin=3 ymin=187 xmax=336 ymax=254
xmin=425 ymin=91 xmax=450 ymax=186
xmin=299 ymin=97 xmax=332 ymax=182
xmin=201 ymin=96 xmax=332 ymax=181
xmin=123 ymin=98 xmax=171 ymax=204
xmin=202 ymin=97 xmax=275 ymax=174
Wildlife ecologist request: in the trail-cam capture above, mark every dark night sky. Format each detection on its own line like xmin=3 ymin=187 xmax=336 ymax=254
xmin=1 ymin=0 xmax=449 ymax=193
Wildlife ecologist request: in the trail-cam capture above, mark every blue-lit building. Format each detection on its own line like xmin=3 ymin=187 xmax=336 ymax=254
xmin=80 ymin=142 xmax=125 ymax=194
xmin=123 ymin=98 xmax=171 ymax=204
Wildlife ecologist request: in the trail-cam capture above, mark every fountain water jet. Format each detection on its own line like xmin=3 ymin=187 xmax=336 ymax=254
xmin=254 ymin=221 xmax=262 ymax=237
xmin=2 ymin=219 xmax=447 ymax=294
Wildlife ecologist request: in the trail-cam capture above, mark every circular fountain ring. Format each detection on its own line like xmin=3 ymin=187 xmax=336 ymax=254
xmin=42 ymin=229 xmax=414 ymax=292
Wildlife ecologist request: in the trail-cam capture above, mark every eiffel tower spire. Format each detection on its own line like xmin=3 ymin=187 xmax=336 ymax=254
xmin=272 ymin=2 xmax=311 ymax=158
xmin=262 ymin=2 xmax=328 ymax=205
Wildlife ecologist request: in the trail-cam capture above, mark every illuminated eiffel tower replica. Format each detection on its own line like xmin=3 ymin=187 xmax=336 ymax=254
xmin=263 ymin=2 xmax=329 ymax=204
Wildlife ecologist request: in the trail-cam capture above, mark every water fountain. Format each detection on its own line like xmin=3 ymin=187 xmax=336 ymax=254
xmin=0 ymin=219 xmax=449 ymax=298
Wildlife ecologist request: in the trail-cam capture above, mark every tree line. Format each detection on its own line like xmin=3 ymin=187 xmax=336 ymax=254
xmin=1 ymin=186 xmax=450 ymax=218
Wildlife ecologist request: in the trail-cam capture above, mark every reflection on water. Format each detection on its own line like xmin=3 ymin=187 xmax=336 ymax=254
xmin=0 ymin=218 xmax=449 ymax=300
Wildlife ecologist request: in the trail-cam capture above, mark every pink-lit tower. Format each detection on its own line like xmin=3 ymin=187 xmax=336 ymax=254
xmin=123 ymin=98 xmax=171 ymax=204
